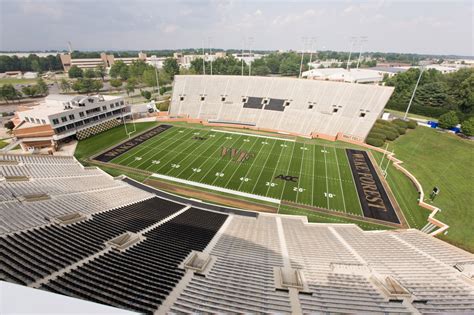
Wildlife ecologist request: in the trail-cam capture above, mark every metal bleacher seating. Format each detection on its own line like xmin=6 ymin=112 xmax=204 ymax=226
xmin=1 ymin=155 xmax=473 ymax=314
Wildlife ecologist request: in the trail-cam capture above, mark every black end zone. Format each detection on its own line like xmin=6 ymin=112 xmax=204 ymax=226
xmin=346 ymin=149 xmax=400 ymax=224
xmin=94 ymin=125 xmax=173 ymax=163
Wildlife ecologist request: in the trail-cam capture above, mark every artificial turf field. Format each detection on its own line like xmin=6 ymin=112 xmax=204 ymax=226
xmin=109 ymin=125 xmax=365 ymax=216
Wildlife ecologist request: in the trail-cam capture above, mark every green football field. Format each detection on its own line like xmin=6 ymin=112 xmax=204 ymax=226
xmin=110 ymin=125 xmax=365 ymax=216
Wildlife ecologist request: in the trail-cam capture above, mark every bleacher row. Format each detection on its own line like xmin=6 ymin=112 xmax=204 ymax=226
xmin=171 ymin=75 xmax=395 ymax=139
xmin=1 ymin=154 xmax=473 ymax=314
xmin=0 ymin=154 xmax=154 ymax=234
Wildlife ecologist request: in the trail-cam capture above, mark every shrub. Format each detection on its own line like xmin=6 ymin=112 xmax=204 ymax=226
xmin=392 ymin=119 xmax=408 ymax=129
xmin=407 ymin=119 xmax=417 ymax=129
xmin=438 ymin=111 xmax=460 ymax=129
xmin=4 ymin=120 xmax=15 ymax=130
xmin=461 ymin=117 xmax=474 ymax=136
xmin=396 ymin=126 xmax=406 ymax=135
xmin=366 ymin=137 xmax=384 ymax=147
xmin=368 ymin=132 xmax=387 ymax=141
xmin=385 ymin=131 xmax=399 ymax=141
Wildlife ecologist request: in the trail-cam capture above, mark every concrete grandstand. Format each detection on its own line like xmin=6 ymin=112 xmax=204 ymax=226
xmin=1 ymin=154 xmax=473 ymax=314
xmin=169 ymin=75 xmax=394 ymax=141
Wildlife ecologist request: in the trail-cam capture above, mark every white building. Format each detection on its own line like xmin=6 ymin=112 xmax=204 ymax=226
xmin=14 ymin=94 xmax=128 ymax=151
xmin=146 ymin=55 xmax=166 ymax=69
xmin=302 ymin=68 xmax=384 ymax=84
xmin=232 ymin=52 xmax=263 ymax=65
xmin=308 ymin=59 xmax=343 ymax=69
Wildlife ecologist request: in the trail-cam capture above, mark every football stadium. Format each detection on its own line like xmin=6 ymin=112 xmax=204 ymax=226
xmin=2 ymin=70 xmax=474 ymax=314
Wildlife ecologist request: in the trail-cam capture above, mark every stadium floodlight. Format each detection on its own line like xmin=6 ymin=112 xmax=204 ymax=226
xmin=248 ymin=37 xmax=254 ymax=76
xmin=202 ymin=40 xmax=206 ymax=75
xmin=308 ymin=37 xmax=318 ymax=67
xmin=241 ymin=38 xmax=245 ymax=76
xmin=299 ymin=37 xmax=308 ymax=78
xmin=209 ymin=37 xmax=213 ymax=76
xmin=356 ymin=36 xmax=368 ymax=69
xmin=346 ymin=36 xmax=357 ymax=70
xmin=154 ymin=57 xmax=160 ymax=97
xmin=404 ymin=64 xmax=425 ymax=120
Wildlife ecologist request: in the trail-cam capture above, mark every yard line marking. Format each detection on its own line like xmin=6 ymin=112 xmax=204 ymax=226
xmin=176 ymin=132 xmax=229 ymax=179
xmin=124 ymin=127 xmax=192 ymax=167
xmin=334 ymin=147 xmax=347 ymax=213
xmin=209 ymin=135 xmax=250 ymax=186
xmin=136 ymin=128 xmax=196 ymax=169
xmin=235 ymin=138 xmax=271 ymax=191
xmin=211 ymin=129 xmax=295 ymax=142
xmin=295 ymin=143 xmax=306 ymax=203
xmin=344 ymin=148 xmax=364 ymax=216
xmin=197 ymin=135 xmax=243 ymax=184
xmin=250 ymin=140 xmax=278 ymax=192
xmin=153 ymin=130 xmax=215 ymax=173
xmin=323 ymin=145 xmax=330 ymax=209
xmin=116 ymin=127 xmax=182 ymax=165
xmin=263 ymin=141 xmax=290 ymax=196
xmin=223 ymin=137 xmax=263 ymax=187
xmin=278 ymin=141 xmax=299 ymax=201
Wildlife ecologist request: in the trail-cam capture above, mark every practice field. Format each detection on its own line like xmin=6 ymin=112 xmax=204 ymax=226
xmin=98 ymin=125 xmax=389 ymax=218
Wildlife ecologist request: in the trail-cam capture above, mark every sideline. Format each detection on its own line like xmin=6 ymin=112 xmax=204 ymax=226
xmin=211 ymin=129 xmax=296 ymax=142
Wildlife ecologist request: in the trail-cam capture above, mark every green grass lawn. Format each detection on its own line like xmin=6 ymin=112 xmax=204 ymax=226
xmin=385 ymin=109 xmax=436 ymax=121
xmin=0 ymin=78 xmax=39 ymax=86
xmin=75 ymin=122 xmax=158 ymax=161
xmin=386 ymin=127 xmax=474 ymax=252
xmin=0 ymin=140 xmax=8 ymax=149
xmin=108 ymin=126 xmax=364 ymax=216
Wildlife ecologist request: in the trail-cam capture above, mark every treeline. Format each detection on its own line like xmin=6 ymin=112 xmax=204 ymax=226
xmin=188 ymin=52 xmax=376 ymax=77
xmin=385 ymin=68 xmax=474 ymax=120
xmin=0 ymin=78 xmax=49 ymax=103
xmin=0 ymin=54 xmax=62 ymax=73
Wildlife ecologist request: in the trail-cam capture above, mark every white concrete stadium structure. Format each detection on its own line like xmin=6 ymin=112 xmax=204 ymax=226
xmin=170 ymin=75 xmax=394 ymax=141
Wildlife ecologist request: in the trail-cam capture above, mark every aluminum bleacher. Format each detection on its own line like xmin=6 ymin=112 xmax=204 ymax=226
xmin=1 ymin=155 xmax=473 ymax=314
xmin=170 ymin=75 xmax=395 ymax=140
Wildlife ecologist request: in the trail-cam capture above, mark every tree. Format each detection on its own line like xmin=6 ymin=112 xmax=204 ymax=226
xmin=35 ymin=78 xmax=48 ymax=96
xmin=59 ymin=78 xmax=71 ymax=93
xmin=438 ymin=111 xmax=460 ymax=129
xmin=83 ymin=68 xmax=97 ymax=78
xmin=0 ymin=84 xmax=20 ymax=103
xmin=71 ymin=80 xmax=83 ymax=92
xmin=109 ymin=60 xmax=128 ymax=80
xmin=141 ymin=90 xmax=152 ymax=100
xmin=110 ymin=79 xmax=123 ymax=90
xmin=126 ymin=78 xmax=137 ymax=96
xmin=163 ymin=58 xmax=180 ymax=79
xmin=21 ymin=85 xmax=38 ymax=97
xmin=91 ymin=80 xmax=103 ymax=93
xmin=143 ymin=68 xmax=157 ymax=87
xmin=96 ymin=65 xmax=106 ymax=81
xmin=4 ymin=120 xmax=15 ymax=130
xmin=461 ymin=117 xmax=474 ymax=136
xmin=68 ymin=65 xmax=83 ymax=78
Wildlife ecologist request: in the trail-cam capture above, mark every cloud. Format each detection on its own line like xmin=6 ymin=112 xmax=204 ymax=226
xmin=162 ymin=24 xmax=178 ymax=34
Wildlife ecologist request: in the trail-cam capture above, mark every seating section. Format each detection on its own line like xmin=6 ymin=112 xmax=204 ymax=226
xmin=1 ymin=197 xmax=184 ymax=285
xmin=42 ymin=208 xmax=227 ymax=314
xmin=170 ymin=215 xmax=293 ymax=313
xmin=0 ymin=154 xmax=155 ymax=234
xmin=171 ymin=75 xmax=395 ymax=139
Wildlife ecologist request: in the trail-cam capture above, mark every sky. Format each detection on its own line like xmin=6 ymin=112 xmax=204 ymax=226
xmin=0 ymin=0 xmax=473 ymax=56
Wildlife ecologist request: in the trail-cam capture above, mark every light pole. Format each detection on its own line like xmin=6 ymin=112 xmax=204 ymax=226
xmin=308 ymin=37 xmax=317 ymax=67
xmin=154 ymin=58 xmax=160 ymax=98
xmin=346 ymin=36 xmax=357 ymax=70
xmin=241 ymin=38 xmax=245 ymax=76
xmin=356 ymin=36 xmax=368 ymax=69
xmin=299 ymin=37 xmax=307 ymax=78
xmin=202 ymin=40 xmax=206 ymax=75
xmin=248 ymin=37 xmax=254 ymax=76
xmin=209 ymin=37 xmax=213 ymax=76
xmin=404 ymin=65 xmax=425 ymax=120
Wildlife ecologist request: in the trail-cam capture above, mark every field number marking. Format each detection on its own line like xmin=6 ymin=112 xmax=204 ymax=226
xmin=280 ymin=144 xmax=288 ymax=148
xmin=266 ymin=182 xmax=277 ymax=187
xmin=215 ymin=172 xmax=225 ymax=177
xmin=135 ymin=157 xmax=142 ymax=161
xmin=193 ymin=132 xmax=200 ymax=135
xmin=209 ymin=134 xmax=216 ymax=137
xmin=244 ymin=139 xmax=250 ymax=142
xmin=152 ymin=160 xmax=160 ymax=164
xmin=321 ymin=149 xmax=329 ymax=153
xmin=300 ymin=147 xmax=308 ymax=150
xmin=293 ymin=187 xmax=305 ymax=192
xmin=225 ymin=136 xmax=233 ymax=140
xmin=324 ymin=192 xmax=335 ymax=198
xmin=261 ymin=141 xmax=269 ymax=145
xmin=192 ymin=168 xmax=201 ymax=173
xmin=239 ymin=177 xmax=250 ymax=182
xmin=171 ymin=164 xmax=181 ymax=168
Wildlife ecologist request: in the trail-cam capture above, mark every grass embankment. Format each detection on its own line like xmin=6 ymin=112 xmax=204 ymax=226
xmin=0 ymin=78 xmax=38 ymax=86
xmin=386 ymin=126 xmax=474 ymax=252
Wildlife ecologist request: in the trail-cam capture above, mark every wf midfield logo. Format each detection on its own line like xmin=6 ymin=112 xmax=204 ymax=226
xmin=221 ymin=147 xmax=254 ymax=163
